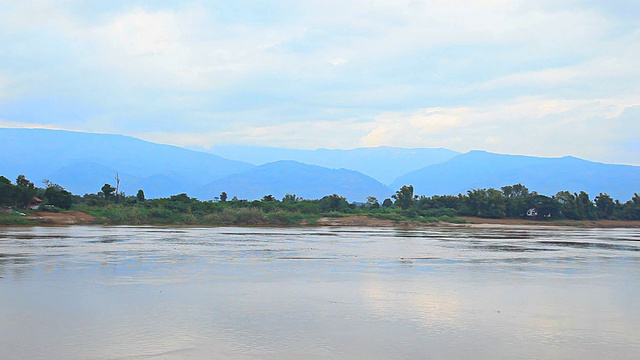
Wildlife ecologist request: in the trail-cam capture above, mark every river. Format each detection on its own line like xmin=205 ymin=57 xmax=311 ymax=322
xmin=1 ymin=225 xmax=639 ymax=359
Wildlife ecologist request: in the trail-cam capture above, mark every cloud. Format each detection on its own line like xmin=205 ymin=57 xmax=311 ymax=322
xmin=359 ymin=98 xmax=638 ymax=164
xmin=0 ymin=0 xmax=639 ymax=163
xmin=136 ymin=118 xmax=374 ymax=149
xmin=133 ymin=97 xmax=640 ymax=166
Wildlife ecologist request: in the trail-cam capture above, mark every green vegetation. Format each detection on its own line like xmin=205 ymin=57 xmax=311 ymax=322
xmin=1 ymin=174 xmax=639 ymax=226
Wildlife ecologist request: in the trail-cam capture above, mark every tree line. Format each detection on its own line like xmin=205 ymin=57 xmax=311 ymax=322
xmin=390 ymin=184 xmax=640 ymax=221
xmin=1 ymin=174 xmax=639 ymax=224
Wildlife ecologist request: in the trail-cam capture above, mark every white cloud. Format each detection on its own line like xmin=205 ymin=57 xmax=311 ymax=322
xmin=133 ymin=97 xmax=640 ymax=165
xmin=358 ymin=98 xmax=639 ymax=164
xmin=0 ymin=0 xmax=639 ymax=163
xmin=136 ymin=118 xmax=374 ymax=149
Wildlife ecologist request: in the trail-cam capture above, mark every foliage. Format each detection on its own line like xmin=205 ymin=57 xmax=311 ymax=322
xmin=2 ymin=173 xmax=640 ymax=225
xmin=44 ymin=184 xmax=73 ymax=209
xmin=136 ymin=189 xmax=145 ymax=203
xmin=392 ymin=185 xmax=416 ymax=210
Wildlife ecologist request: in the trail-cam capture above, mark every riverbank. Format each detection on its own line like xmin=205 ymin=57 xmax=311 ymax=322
xmin=315 ymin=215 xmax=640 ymax=228
xmin=2 ymin=211 xmax=640 ymax=228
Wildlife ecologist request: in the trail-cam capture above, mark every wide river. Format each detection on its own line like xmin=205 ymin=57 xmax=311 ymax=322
xmin=1 ymin=225 xmax=639 ymax=359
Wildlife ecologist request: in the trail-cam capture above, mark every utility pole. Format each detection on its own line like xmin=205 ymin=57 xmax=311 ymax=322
xmin=115 ymin=172 xmax=120 ymax=203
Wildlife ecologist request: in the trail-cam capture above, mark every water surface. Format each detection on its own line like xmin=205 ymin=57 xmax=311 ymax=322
xmin=1 ymin=225 xmax=639 ymax=359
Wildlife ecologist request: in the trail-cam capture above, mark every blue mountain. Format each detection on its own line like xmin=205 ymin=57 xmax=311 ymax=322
xmin=0 ymin=128 xmax=254 ymax=198
xmin=391 ymin=150 xmax=640 ymax=201
xmin=193 ymin=160 xmax=392 ymax=202
xmin=203 ymin=145 xmax=459 ymax=185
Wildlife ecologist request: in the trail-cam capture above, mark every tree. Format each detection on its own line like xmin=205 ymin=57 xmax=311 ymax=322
xmin=392 ymin=185 xmax=417 ymax=210
xmin=101 ymin=183 xmax=115 ymax=201
xmin=577 ymin=191 xmax=597 ymax=220
xmin=595 ymin=193 xmax=615 ymax=219
xmin=621 ymin=193 xmax=640 ymax=220
xmin=220 ymin=192 xmax=228 ymax=202
xmin=136 ymin=189 xmax=145 ymax=203
xmin=501 ymin=184 xmax=531 ymax=217
xmin=14 ymin=175 xmax=36 ymax=208
xmin=461 ymin=188 xmax=506 ymax=218
xmin=381 ymin=198 xmax=393 ymax=208
xmin=501 ymin=183 xmax=529 ymax=198
xmin=529 ymin=194 xmax=560 ymax=219
xmin=282 ymin=194 xmax=302 ymax=203
xmin=16 ymin=175 xmax=32 ymax=187
xmin=0 ymin=176 xmax=15 ymax=208
xmin=44 ymin=186 xmax=73 ymax=209
xmin=365 ymin=196 xmax=380 ymax=209
xmin=556 ymin=191 xmax=579 ymax=219
xmin=319 ymin=194 xmax=349 ymax=212
xmin=262 ymin=195 xmax=276 ymax=202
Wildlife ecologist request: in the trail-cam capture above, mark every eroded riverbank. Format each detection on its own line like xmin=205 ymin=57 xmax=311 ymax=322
xmin=5 ymin=210 xmax=640 ymax=228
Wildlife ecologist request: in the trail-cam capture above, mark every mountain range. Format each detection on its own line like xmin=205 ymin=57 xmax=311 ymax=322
xmin=0 ymin=128 xmax=253 ymax=198
xmin=393 ymin=151 xmax=640 ymax=201
xmin=1 ymin=128 xmax=639 ymax=202
xmin=200 ymin=145 xmax=459 ymax=185
xmin=191 ymin=160 xmax=391 ymax=201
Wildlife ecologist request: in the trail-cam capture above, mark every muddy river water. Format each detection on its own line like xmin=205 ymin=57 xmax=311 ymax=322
xmin=1 ymin=225 xmax=639 ymax=359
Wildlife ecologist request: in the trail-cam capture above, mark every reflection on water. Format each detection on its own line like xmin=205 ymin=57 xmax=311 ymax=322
xmin=1 ymin=225 xmax=640 ymax=359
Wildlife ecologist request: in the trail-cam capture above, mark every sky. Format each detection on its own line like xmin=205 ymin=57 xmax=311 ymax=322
xmin=0 ymin=0 xmax=639 ymax=164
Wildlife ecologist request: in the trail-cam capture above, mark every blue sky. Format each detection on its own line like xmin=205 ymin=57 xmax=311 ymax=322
xmin=0 ymin=0 xmax=638 ymax=164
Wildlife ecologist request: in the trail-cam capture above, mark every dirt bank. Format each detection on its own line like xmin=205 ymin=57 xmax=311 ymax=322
xmin=30 ymin=211 xmax=96 ymax=225
xmin=459 ymin=217 xmax=640 ymax=228
xmin=314 ymin=216 xmax=640 ymax=228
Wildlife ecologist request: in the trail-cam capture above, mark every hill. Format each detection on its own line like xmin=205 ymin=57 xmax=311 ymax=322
xmin=204 ymin=145 xmax=459 ymax=185
xmin=391 ymin=150 xmax=640 ymax=201
xmin=0 ymin=128 xmax=254 ymax=198
xmin=193 ymin=160 xmax=392 ymax=202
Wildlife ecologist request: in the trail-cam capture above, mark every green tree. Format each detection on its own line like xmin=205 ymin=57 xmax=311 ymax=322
xmin=136 ymin=189 xmax=145 ymax=203
xmin=14 ymin=175 xmax=36 ymax=208
xmin=220 ymin=192 xmax=228 ymax=202
xmin=529 ymin=194 xmax=560 ymax=219
xmin=392 ymin=185 xmax=417 ymax=210
xmin=595 ymin=193 xmax=615 ymax=219
xmin=501 ymin=183 xmax=529 ymax=198
xmin=365 ymin=196 xmax=380 ymax=209
xmin=381 ymin=198 xmax=393 ymax=208
xmin=16 ymin=175 xmax=32 ymax=187
xmin=44 ymin=185 xmax=73 ymax=209
xmin=621 ymin=193 xmax=640 ymax=220
xmin=0 ymin=176 xmax=15 ymax=208
xmin=262 ymin=195 xmax=276 ymax=202
xmin=101 ymin=184 xmax=115 ymax=201
xmin=319 ymin=194 xmax=349 ymax=212
xmin=282 ymin=194 xmax=302 ymax=203
xmin=556 ymin=191 xmax=579 ymax=219
xmin=501 ymin=184 xmax=531 ymax=217
xmin=577 ymin=191 xmax=597 ymax=220
xmin=461 ymin=188 xmax=506 ymax=218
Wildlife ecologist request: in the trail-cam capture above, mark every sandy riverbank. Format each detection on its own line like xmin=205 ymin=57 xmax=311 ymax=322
xmin=27 ymin=211 xmax=96 ymax=225
xmin=12 ymin=211 xmax=640 ymax=228
xmin=312 ymin=215 xmax=640 ymax=228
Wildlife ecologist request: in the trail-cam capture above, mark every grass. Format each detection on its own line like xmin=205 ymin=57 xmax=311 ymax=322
xmin=0 ymin=212 xmax=36 ymax=225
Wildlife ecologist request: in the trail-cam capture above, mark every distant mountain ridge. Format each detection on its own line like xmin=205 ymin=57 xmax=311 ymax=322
xmin=2 ymin=128 xmax=638 ymax=202
xmin=392 ymin=150 xmax=640 ymax=201
xmin=0 ymin=128 xmax=394 ymax=201
xmin=192 ymin=160 xmax=392 ymax=202
xmin=203 ymin=145 xmax=459 ymax=185
xmin=0 ymin=128 xmax=254 ymax=198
